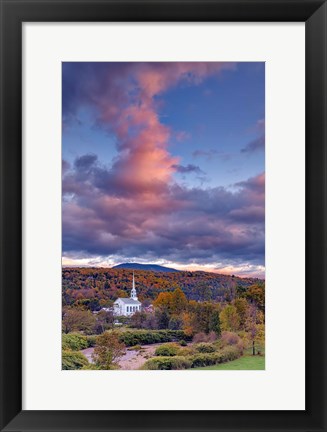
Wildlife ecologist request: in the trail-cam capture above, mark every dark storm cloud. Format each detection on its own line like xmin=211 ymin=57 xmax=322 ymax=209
xmin=62 ymin=153 xmax=265 ymax=267
xmin=74 ymin=154 xmax=98 ymax=171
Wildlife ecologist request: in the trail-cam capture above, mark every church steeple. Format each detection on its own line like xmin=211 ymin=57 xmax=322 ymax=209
xmin=131 ymin=272 xmax=138 ymax=300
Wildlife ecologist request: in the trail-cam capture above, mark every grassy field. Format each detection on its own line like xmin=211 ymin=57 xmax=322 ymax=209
xmin=193 ymin=355 xmax=265 ymax=370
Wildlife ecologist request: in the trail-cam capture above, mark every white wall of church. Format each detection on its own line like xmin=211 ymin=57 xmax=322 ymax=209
xmin=113 ymin=300 xmax=141 ymax=316
xmin=124 ymin=305 xmax=140 ymax=315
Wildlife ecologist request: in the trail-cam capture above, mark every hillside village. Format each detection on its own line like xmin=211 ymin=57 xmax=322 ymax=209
xmin=62 ymin=267 xmax=265 ymax=370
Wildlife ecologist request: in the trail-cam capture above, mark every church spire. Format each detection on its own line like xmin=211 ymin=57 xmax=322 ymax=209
xmin=131 ymin=271 xmax=138 ymax=300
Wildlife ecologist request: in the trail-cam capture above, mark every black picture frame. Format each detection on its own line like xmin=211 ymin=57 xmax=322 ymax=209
xmin=0 ymin=0 xmax=326 ymax=431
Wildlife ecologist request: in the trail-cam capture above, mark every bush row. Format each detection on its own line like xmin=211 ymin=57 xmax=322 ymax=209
xmin=155 ymin=343 xmax=180 ymax=357
xmin=62 ymin=333 xmax=89 ymax=351
xmin=195 ymin=342 xmax=216 ymax=353
xmin=62 ymin=330 xmax=191 ymax=351
xmin=62 ymin=333 xmax=97 ymax=351
xmin=154 ymin=342 xmax=218 ymax=357
xmin=142 ymin=356 xmax=192 ymax=370
xmin=189 ymin=345 xmax=241 ymax=368
xmin=86 ymin=335 xmax=97 ymax=347
xmin=142 ymin=345 xmax=242 ymax=370
xmin=62 ymin=350 xmax=89 ymax=370
xmin=119 ymin=330 xmax=192 ymax=347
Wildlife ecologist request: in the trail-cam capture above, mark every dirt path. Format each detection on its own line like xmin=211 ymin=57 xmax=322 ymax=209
xmin=81 ymin=343 xmax=162 ymax=370
xmin=81 ymin=347 xmax=94 ymax=363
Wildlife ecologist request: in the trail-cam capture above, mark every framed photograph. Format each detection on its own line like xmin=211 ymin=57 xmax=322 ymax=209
xmin=0 ymin=0 xmax=326 ymax=431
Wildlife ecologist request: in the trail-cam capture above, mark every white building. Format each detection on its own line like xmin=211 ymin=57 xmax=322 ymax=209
xmin=113 ymin=272 xmax=141 ymax=316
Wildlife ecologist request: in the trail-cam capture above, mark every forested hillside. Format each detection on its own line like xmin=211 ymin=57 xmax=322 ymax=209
xmin=62 ymin=267 xmax=263 ymax=311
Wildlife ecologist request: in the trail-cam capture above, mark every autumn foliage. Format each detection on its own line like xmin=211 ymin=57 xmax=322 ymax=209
xmin=92 ymin=331 xmax=126 ymax=369
xmin=62 ymin=267 xmax=265 ymax=363
xmin=62 ymin=267 xmax=261 ymax=311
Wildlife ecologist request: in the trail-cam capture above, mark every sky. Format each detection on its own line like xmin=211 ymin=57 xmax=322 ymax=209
xmin=62 ymin=62 xmax=265 ymax=278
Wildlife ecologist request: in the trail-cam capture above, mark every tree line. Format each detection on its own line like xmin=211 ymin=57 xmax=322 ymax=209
xmin=62 ymin=267 xmax=262 ymax=311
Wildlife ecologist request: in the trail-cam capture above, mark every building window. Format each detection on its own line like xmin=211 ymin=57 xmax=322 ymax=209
xmin=126 ymin=306 xmax=129 ymax=312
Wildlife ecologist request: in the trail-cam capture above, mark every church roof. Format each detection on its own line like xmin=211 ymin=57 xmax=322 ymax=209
xmin=114 ymin=297 xmax=141 ymax=305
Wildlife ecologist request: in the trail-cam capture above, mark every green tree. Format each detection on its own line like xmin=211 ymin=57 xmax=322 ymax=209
xmin=209 ymin=309 xmax=221 ymax=336
xmin=220 ymin=304 xmax=240 ymax=332
xmin=245 ymin=283 xmax=265 ymax=311
xmin=170 ymin=288 xmax=188 ymax=314
xmin=168 ymin=315 xmax=183 ymax=330
xmin=155 ymin=309 xmax=170 ymax=329
xmin=189 ymin=301 xmax=221 ymax=335
xmin=245 ymin=304 xmax=265 ymax=355
xmin=236 ymin=284 xmax=247 ymax=298
xmin=233 ymin=297 xmax=249 ymax=329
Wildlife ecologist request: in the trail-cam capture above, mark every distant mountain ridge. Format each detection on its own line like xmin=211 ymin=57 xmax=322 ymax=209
xmin=112 ymin=262 xmax=179 ymax=273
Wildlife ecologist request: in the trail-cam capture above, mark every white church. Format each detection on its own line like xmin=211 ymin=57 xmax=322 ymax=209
xmin=113 ymin=272 xmax=142 ymax=317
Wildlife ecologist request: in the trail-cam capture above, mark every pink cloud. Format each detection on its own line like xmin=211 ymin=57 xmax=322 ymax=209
xmin=64 ymin=62 xmax=235 ymax=200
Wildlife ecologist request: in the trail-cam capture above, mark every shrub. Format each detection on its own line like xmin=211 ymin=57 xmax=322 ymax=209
xmin=220 ymin=331 xmax=244 ymax=353
xmin=86 ymin=335 xmax=97 ymax=347
xmin=190 ymin=353 xmax=220 ymax=368
xmin=178 ymin=346 xmax=195 ymax=357
xmin=119 ymin=330 xmax=191 ymax=347
xmin=195 ymin=342 xmax=216 ymax=353
xmin=62 ymin=350 xmax=89 ymax=370
xmin=62 ymin=333 xmax=88 ymax=351
xmin=155 ymin=343 xmax=180 ymax=357
xmin=179 ymin=340 xmax=187 ymax=346
xmin=190 ymin=346 xmax=241 ymax=368
xmin=142 ymin=356 xmax=192 ymax=370
xmin=221 ymin=331 xmax=240 ymax=346
xmin=116 ymin=316 xmax=131 ymax=325
xmin=207 ymin=331 xmax=218 ymax=342
xmin=128 ymin=345 xmax=142 ymax=351
xmin=193 ymin=331 xmax=218 ymax=344
xmin=192 ymin=332 xmax=207 ymax=343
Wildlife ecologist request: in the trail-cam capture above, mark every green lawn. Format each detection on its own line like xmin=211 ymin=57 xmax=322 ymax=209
xmin=193 ymin=355 xmax=265 ymax=370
